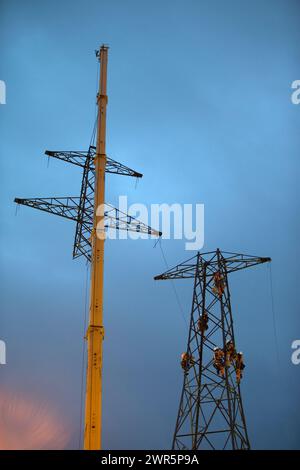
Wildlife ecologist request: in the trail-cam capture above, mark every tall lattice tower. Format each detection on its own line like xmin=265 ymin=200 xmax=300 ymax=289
xmin=155 ymin=249 xmax=270 ymax=450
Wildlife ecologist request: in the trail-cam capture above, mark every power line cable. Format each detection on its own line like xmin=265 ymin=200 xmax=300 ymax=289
xmin=78 ymin=262 xmax=90 ymax=449
xmin=157 ymin=239 xmax=188 ymax=328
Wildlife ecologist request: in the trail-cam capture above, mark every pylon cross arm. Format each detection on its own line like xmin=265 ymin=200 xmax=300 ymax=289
xmin=45 ymin=149 xmax=92 ymax=169
xmin=14 ymin=197 xmax=161 ymax=262
xmin=218 ymin=253 xmax=271 ymax=274
xmin=14 ymin=196 xmax=82 ymax=221
xmin=103 ymin=204 xmax=162 ymax=237
xmin=154 ymin=254 xmax=199 ymax=280
xmin=154 ymin=251 xmax=271 ymax=281
xmin=45 ymin=146 xmax=143 ymax=177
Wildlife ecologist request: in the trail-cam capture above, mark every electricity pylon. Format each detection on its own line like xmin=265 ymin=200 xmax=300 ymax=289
xmin=15 ymin=45 xmax=161 ymax=450
xmin=154 ymin=249 xmax=271 ymax=450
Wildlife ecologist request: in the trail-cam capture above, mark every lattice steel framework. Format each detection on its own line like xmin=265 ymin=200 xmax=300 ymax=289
xmin=155 ymin=249 xmax=271 ymax=450
xmin=15 ymin=145 xmax=160 ymax=262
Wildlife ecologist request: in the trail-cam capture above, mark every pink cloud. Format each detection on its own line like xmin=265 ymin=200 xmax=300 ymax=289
xmin=0 ymin=389 xmax=70 ymax=449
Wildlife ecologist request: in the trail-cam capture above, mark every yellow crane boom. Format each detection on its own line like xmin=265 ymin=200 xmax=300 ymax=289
xmin=84 ymin=45 xmax=108 ymax=450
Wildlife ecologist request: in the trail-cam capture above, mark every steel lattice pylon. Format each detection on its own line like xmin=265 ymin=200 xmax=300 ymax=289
xmin=15 ymin=145 xmax=160 ymax=262
xmin=155 ymin=249 xmax=271 ymax=450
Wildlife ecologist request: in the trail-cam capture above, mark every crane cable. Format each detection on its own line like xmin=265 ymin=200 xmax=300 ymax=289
xmin=78 ymin=62 xmax=101 ymax=447
xmin=156 ymin=239 xmax=188 ymax=328
xmin=88 ymin=57 xmax=99 ymax=149
xmin=78 ymin=261 xmax=90 ymax=449
xmin=89 ymin=113 xmax=98 ymax=149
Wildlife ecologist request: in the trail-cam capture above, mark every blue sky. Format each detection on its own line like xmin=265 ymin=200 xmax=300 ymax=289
xmin=0 ymin=0 xmax=299 ymax=449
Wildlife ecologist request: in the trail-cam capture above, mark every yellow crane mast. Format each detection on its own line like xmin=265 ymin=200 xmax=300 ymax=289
xmin=84 ymin=44 xmax=108 ymax=450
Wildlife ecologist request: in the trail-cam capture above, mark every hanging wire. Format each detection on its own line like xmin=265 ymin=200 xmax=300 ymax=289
xmin=93 ymin=56 xmax=99 ymax=124
xmin=153 ymin=236 xmax=160 ymax=248
xmin=268 ymin=263 xmax=281 ymax=365
xmin=157 ymin=239 xmax=188 ymax=327
xmin=88 ymin=57 xmax=100 ymax=149
xmin=89 ymin=112 xmax=98 ymax=149
xmin=78 ymin=262 xmax=90 ymax=449
xmin=78 ymin=61 xmax=100 ymax=448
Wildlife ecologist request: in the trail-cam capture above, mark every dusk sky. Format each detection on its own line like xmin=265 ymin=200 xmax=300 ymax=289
xmin=1 ymin=0 xmax=299 ymax=449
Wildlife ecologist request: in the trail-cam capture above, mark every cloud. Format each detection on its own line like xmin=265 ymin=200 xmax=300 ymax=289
xmin=0 ymin=389 xmax=70 ymax=450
